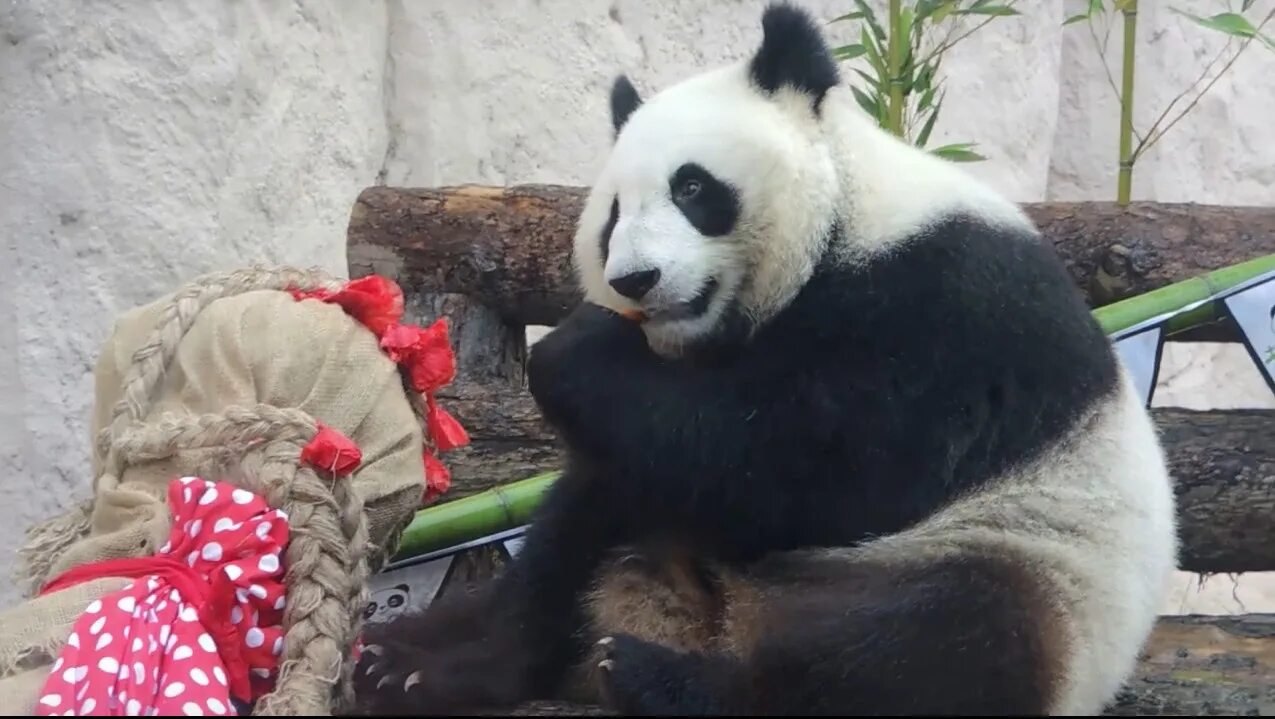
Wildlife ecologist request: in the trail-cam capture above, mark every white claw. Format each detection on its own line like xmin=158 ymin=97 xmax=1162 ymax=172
xmin=598 ymin=659 xmax=614 ymax=673
xmin=376 ymin=674 xmax=396 ymax=690
xmin=365 ymin=661 xmax=385 ymax=677
xmin=404 ymin=671 xmax=422 ymax=692
xmin=596 ymin=637 xmax=614 ymax=647
xmin=362 ymin=644 xmax=383 ymax=657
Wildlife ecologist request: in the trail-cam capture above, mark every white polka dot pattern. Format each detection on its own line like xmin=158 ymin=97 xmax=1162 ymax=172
xmin=36 ymin=477 xmax=290 ymax=716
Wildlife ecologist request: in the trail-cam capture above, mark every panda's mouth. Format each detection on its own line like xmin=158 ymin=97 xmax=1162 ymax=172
xmin=648 ymin=278 xmax=719 ymax=323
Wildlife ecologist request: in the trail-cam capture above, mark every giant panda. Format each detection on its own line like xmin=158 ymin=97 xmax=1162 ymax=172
xmin=351 ymin=3 xmax=1179 ymax=715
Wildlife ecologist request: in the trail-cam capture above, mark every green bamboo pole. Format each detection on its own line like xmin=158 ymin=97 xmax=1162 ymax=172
xmin=391 ymin=471 xmax=559 ymax=561
xmin=1093 ymin=252 xmax=1275 ymax=336
xmin=391 ymin=252 xmax=1275 ymax=562
xmin=1116 ymin=0 xmax=1138 ymax=205
xmin=886 ymin=0 xmax=905 ymax=136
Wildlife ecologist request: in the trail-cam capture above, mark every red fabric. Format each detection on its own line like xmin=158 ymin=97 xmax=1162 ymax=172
xmin=36 ymin=477 xmax=289 ymax=716
xmin=300 ymin=423 xmax=362 ymax=477
xmin=325 ymin=276 xmax=404 ymax=336
xmin=421 ymin=449 xmax=451 ymax=505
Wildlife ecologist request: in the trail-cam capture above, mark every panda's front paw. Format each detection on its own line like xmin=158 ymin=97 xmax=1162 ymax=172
xmin=349 ymin=642 xmax=436 ymax=716
xmin=527 ymin=304 xmax=642 ymax=417
xmin=594 ymin=634 xmax=730 ymax=716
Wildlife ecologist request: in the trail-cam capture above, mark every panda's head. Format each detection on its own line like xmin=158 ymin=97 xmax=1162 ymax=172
xmin=572 ymin=2 xmax=846 ymax=358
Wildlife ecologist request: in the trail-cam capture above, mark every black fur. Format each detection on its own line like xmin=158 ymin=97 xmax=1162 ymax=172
xmin=611 ymin=74 xmax=643 ymax=136
xmin=748 ymin=3 xmax=840 ymax=109
xmin=349 ymin=213 xmax=1117 ymax=715
xmin=669 ymin=163 xmax=741 ymax=237
xmin=599 ymin=196 xmax=619 ymax=263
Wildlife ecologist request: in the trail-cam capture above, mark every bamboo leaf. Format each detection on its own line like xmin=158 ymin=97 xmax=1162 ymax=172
xmin=1243 ymin=0 xmax=1256 ymax=11
xmin=851 ymin=85 xmax=880 ymax=119
xmin=916 ymin=105 xmax=940 ymax=147
xmin=931 ymin=1 xmax=957 ymax=24
xmin=862 ymin=27 xmax=888 ymax=76
xmin=956 ymin=4 xmax=1020 ymax=16
xmin=1089 ymin=0 xmax=1105 ymax=13
xmin=854 ymin=0 xmax=888 ymax=41
xmin=830 ymin=10 xmax=867 ymax=23
xmin=854 ymin=68 xmax=882 ymax=90
xmin=917 ymin=85 xmax=937 ymax=111
xmin=930 ymin=141 xmax=987 ymax=162
xmin=1063 ymin=13 xmax=1091 ymax=26
xmin=833 ymin=43 xmax=868 ymax=60
xmin=1170 ymin=9 xmax=1260 ymax=39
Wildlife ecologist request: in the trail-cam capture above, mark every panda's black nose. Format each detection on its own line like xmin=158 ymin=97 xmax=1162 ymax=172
xmin=609 ymin=269 xmax=661 ymax=300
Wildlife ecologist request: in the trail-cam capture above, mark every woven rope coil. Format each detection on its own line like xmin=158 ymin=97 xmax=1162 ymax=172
xmin=20 ymin=265 xmax=434 ymax=715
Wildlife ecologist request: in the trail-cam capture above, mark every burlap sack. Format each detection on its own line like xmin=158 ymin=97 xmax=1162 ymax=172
xmin=6 ymin=266 xmax=433 ymax=715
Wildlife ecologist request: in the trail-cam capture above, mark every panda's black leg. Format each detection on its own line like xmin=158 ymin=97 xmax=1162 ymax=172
xmin=594 ymin=634 xmax=742 ymax=716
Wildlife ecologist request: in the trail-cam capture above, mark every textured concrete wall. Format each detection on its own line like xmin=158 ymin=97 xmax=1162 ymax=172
xmin=2 ymin=0 xmax=1272 ymax=610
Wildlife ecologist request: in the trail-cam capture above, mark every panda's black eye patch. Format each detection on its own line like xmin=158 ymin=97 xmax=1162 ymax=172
xmin=669 ymin=163 xmax=739 ymax=237
xmin=600 ymin=196 xmax=619 ymax=263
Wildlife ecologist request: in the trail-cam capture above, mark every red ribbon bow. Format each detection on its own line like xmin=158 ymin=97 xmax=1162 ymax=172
xmin=37 ymin=478 xmax=290 ymax=716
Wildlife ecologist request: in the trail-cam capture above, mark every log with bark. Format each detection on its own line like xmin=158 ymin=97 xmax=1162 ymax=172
xmin=347 ymin=185 xmax=1275 ymax=327
xmin=492 ymin=614 xmax=1275 ymax=716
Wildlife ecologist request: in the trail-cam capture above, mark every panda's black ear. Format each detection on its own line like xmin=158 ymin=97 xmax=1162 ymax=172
xmin=610 ymin=74 xmax=642 ymax=137
xmin=748 ymin=2 xmax=840 ymax=108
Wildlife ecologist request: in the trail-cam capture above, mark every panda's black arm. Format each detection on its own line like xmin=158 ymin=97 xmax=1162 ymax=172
xmin=528 ymin=304 xmax=852 ymax=535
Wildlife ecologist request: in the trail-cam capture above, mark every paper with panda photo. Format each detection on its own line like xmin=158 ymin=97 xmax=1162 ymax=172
xmin=1221 ymin=271 xmax=1275 ymax=394
xmin=1113 ymin=325 xmax=1163 ymax=408
xmin=363 ymin=556 xmax=453 ymax=625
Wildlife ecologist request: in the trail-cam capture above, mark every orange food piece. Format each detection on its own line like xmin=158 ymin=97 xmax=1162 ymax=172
xmin=620 ymin=308 xmax=648 ymax=322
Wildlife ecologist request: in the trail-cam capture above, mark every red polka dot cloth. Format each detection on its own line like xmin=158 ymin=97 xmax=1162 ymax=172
xmin=35 ymin=476 xmax=289 ymax=716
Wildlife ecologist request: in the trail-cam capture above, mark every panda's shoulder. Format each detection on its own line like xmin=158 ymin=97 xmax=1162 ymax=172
xmin=770 ymin=210 xmax=1115 ymax=379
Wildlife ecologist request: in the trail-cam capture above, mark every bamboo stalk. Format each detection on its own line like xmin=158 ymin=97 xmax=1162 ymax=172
xmin=886 ymin=0 xmax=905 ymax=136
xmin=392 ymin=471 xmax=559 ymax=561
xmin=391 ymin=254 xmax=1275 ymax=562
xmin=1116 ymin=0 xmax=1138 ymax=205
xmin=1093 ymin=252 xmax=1275 ymax=336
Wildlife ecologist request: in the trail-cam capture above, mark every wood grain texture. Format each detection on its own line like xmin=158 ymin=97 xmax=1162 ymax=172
xmin=1157 ymin=408 xmax=1275 ymax=575
xmin=347 ymin=185 xmax=1275 ymax=326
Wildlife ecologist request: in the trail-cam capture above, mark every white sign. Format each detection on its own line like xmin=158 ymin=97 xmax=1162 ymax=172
xmin=1222 ymin=274 xmax=1275 ymax=393
xmin=1113 ymin=326 xmax=1164 ymax=408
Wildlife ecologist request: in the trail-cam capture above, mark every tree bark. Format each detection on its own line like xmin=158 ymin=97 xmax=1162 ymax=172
xmin=1158 ymin=408 xmax=1275 ymax=575
xmin=347 ymin=185 xmax=1275 ymax=327
xmin=1103 ymin=613 xmax=1275 ymax=716
xmin=490 ymin=614 xmax=1275 ymax=716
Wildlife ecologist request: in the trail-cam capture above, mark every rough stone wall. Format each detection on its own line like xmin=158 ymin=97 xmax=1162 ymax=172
xmin=2 ymin=0 xmax=1272 ymax=610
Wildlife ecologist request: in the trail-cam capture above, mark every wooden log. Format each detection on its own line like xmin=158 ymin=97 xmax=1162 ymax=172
xmin=1105 ymin=614 xmax=1275 ymax=716
xmin=492 ymin=614 xmax=1275 ymax=716
xmin=430 ymin=390 xmax=1275 ymax=573
xmin=346 ymin=185 xmax=1275 ymax=327
xmin=1158 ymin=408 xmax=1275 ymax=575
